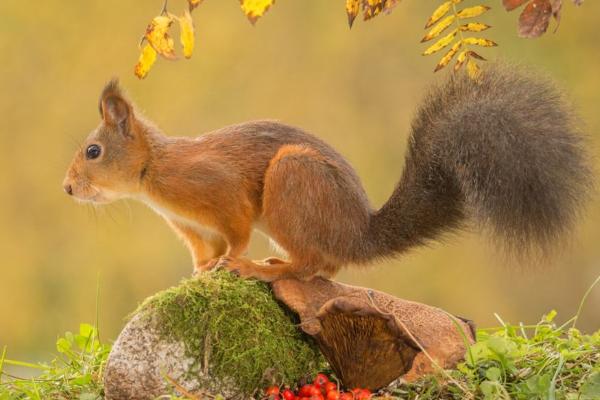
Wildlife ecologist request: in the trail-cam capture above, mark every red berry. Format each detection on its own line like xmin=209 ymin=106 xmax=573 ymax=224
xmin=266 ymin=386 xmax=280 ymax=396
xmin=324 ymin=382 xmax=337 ymax=393
xmin=299 ymin=385 xmax=315 ymax=397
xmin=314 ymin=373 xmax=329 ymax=388
xmin=339 ymin=393 xmax=353 ymax=400
xmin=282 ymin=389 xmax=295 ymax=400
xmin=309 ymin=395 xmax=324 ymax=400
xmin=326 ymin=390 xmax=340 ymax=400
xmin=355 ymin=389 xmax=371 ymax=400
xmin=309 ymin=386 xmax=322 ymax=397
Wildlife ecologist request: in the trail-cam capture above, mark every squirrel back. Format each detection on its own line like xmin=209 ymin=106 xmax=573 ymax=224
xmin=366 ymin=63 xmax=591 ymax=262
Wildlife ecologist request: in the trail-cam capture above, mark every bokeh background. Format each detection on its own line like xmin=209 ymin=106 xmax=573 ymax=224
xmin=1 ymin=0 xmax=599 ymax=365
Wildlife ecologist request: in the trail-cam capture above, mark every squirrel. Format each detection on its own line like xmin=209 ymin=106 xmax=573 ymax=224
xmin=63 ymin=64 xmax=591 ymax=281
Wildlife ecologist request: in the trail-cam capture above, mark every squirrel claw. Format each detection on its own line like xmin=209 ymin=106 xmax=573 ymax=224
xmin=194 ymin=257 xmax=227 ymax=276
xmin=219 ymin=257 xmax=258 ymax=279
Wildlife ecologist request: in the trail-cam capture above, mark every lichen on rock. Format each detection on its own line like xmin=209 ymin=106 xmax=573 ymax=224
xmin=104 ymin=270 xmax=324 ymax=399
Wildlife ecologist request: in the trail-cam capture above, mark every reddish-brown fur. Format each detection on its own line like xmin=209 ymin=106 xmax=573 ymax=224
xmin=64 ymin=65 xmax=590 ymax=281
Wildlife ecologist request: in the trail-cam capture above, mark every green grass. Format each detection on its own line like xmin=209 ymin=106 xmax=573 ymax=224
xmin=391 ymin=312 xmax=599 ymax=400
xmin=1 ymin=276 xmax=598 ymax=400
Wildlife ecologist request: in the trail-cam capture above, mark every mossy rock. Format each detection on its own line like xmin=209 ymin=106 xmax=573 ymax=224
xmin=104 ymin=270 xmax=324 ymax=399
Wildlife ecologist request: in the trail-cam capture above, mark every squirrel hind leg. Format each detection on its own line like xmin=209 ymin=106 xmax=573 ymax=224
xmin=262 ymin=144 xmax=371 ymax=266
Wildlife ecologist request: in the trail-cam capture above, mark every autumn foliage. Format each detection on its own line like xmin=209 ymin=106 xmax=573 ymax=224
xmin=134 ymin=0 xmax=585 ymax=79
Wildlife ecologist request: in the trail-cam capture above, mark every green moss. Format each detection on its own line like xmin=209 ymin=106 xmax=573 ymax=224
xmin=135 ymin=269 xmax=324 ymax=395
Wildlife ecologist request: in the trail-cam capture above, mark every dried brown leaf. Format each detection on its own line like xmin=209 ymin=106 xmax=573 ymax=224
xmin=503 ymin=0 xmax=529 ymax=11
xmin=518 ymin=0 xmax=553 ymax=38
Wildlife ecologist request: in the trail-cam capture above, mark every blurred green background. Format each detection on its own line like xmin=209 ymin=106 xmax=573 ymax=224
xmin=1 ymin=0 xmax=599 ymax=364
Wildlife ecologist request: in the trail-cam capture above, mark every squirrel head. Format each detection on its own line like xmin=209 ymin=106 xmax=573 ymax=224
xmin=63 ymin=79 xmax=152 ymax=203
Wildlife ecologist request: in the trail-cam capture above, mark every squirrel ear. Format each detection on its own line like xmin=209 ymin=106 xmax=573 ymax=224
xmin=99 ymin=78 xmax=132 ymax=136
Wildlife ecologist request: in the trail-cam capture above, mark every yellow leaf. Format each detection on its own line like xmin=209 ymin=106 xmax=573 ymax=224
xmin=145 ymin=15 xmax=176 ymax=60
xmin=459 ymin=22 xmax=491 ymax=32
xmin=178 ymin=10 xmax=195 ymax=59
xmin=134 ymin=44 xmax=157 ymax=79
xmin=454 ymin=50 xmax=469 ymax=71
xmin=455 ymin=50 xmax=486 ymax=72
xmin=456 ymin=5 xmax=490 ymax=19
xmin=383 ymin=0 xmax=401 ymax=14
xmin=425 ymin=0 xmax=462 ymax=28
xmin=363 ymin=0 xmax=384 ymax=21
xmin=346 ymin=0 xmax=360 ymax=27
xmin=422 ymin=14 xmax=456 ymax=42
xmin=435 ymin=40 xmax=462 ymax=71
xmin=188 ymin=0 xmax=203 ymax=10
xmin=422 ymin=28 xmax=457 ymax=55
xmin=467 ymin=58 xmax=481 ymax=80
xmin=240 ymin=0 xmax=275 ymax=24
xmin=462 ymin=37 xmax=497 ymax=47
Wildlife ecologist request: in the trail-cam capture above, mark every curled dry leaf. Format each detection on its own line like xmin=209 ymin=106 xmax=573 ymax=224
xmin=146 ymin=15 xmax=176 ymax=60
xmin=134 ymin=44 xmax=158 ymax=79
xmin=240 ymin=0 xmax=276 ymax=24
xmin=178 ymin=10 xmax=195 ymax=59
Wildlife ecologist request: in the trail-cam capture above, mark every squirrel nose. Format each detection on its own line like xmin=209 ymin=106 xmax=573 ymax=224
xmin=64 ymin=184 xmax=73 ymax=196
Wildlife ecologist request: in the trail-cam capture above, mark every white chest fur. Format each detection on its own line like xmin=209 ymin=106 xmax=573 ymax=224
xmin=137 ymin=194 xmax=219 ymax=239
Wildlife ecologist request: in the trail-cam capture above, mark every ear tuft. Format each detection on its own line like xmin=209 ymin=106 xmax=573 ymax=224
xmin=98 ymin=78 xmax=132 ymax=134
xmin=98 ymin=78 xmax=122 ymax=116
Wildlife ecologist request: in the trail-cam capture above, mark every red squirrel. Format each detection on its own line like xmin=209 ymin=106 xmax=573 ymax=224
xmin=63 ymin=64 xmax=591 ymax=281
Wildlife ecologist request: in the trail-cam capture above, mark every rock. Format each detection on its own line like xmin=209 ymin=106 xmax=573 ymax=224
xmin=104 ymin=270 xmax=323 ymax=400
xmin=104 ymin=269 xmax=476 ymax=398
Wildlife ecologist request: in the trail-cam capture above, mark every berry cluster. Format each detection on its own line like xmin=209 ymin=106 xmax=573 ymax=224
xmin=264 ymin=373 xmax=372 ymax=400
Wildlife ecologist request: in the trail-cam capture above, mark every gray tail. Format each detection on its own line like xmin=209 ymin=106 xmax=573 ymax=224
xmin=367 ymin=63 xmax=592 ymax=261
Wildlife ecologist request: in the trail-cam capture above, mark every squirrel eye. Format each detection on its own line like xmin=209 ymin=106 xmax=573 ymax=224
xmin=86 ymin=144 xmax=102 ymax=160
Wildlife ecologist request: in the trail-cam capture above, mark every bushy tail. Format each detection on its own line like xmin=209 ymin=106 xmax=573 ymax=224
xmin=367 ymin=63 xmax=592 ymax=260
